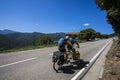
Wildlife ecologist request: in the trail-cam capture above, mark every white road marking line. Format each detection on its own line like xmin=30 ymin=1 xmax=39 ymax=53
xmin=0 ymin=57 xmax=38 ymax=68
xmin=89 ymin=40 xmax=111 ymax=63
xmin=71 ymin=68 xmax=85 ymax=80
xmin=71 ymin=40 xmax=111 ymax=80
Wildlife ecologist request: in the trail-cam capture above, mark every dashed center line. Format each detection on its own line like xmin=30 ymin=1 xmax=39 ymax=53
xmin=0 ymin=57 xmax=38 ymax=68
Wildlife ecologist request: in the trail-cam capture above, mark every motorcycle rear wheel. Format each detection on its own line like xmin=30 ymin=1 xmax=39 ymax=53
xmin=53 ymin=61 xmax=63 ymax=72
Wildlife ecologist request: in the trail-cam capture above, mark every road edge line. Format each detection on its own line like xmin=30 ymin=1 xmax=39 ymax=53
xmin=71 ymin=40 xmax=112 ymax=80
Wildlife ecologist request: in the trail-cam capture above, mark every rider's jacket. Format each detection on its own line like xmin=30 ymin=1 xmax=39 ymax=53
xmin=69 ymin=37 xmax=77 ymax=45
xmin=58 ymin=38 xmax=65 ymax=48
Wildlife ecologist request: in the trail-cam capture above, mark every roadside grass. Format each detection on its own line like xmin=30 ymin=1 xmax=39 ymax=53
xmin=0 ymin=43 xmax=57 ymax=53
xmin=103 ymin=39 xmax=120 ymax=80
xmin=0 ymin=39 xmax=100 ymax=53
xmin=117 ymin=77 xmax=120 ymax=80
xmin=109 ymin=68 xmax=118 ymax=75
xmin=106 ymin=39 xmax=119 ymax=58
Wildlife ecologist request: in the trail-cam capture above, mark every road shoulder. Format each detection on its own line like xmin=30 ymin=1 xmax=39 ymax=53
xmin=82 ymin=40 xmax=113 ymax=80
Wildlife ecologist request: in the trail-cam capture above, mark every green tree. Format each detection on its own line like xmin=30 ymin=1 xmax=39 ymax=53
xmin=101 ymin=34 xmax=109 ymax=39
xmin=0 ymin=34 xmax=15 ymax=50
xmin=78 ymin=28 xmax=96 ymax=41
xmin=95 ymin=32 xmax=102 ymax=38
xmin=95 ymin=0 xmax=120 ymax=38
xmin=34 ymin=35 xmax=52 ymax=46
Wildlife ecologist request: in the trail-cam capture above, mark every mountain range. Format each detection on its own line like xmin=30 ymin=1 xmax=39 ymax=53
xmin=0 ymin=29 xmax=66 ymax=41
xmin=0 ymin=29 xmax=66 ymax=50
xmin=0 ymin=29 xmax=18 ymax=34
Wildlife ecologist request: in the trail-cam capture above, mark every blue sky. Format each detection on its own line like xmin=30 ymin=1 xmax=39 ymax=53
xmin=0 ymin=0 xmax=114 ymax=34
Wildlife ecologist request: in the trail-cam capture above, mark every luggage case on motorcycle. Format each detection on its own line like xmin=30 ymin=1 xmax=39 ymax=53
xmin=75 ymin=51 xmax=80 ymax=60
xmin=53 ymin=51 xmax=64 ymax=62
xmin=53 ymin=51 xmax=61 ymax=57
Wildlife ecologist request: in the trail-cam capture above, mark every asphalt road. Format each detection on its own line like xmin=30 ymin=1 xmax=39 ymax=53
xmin=0 ymin=39 xmax=111 ymax=80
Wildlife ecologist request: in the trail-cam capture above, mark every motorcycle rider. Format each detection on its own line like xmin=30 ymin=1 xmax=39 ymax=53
xmin=67 ymin=35 xmax=80 ymax=52
xmin=58 ymin=36 xmax=74 ymax=63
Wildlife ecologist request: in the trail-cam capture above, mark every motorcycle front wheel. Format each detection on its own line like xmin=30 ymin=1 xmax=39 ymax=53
xmin=53 ymin=60 xmax=63 ymax=72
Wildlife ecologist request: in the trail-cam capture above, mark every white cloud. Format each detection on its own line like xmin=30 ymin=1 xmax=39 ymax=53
xmin=83 ymin=23 xmax=90 ymax=26
xmin=35 ymin=24 xmax=40 ymax=26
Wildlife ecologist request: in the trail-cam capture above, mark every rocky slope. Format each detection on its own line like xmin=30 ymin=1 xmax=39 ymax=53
xmin=102 ymin=40 xmax=120 ymax=80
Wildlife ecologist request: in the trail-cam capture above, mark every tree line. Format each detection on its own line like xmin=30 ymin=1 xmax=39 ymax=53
xmin=78 ymin=28 xmax=115 ymax=41
xmin=0 ymin=33 xmax=65 ymax=51
xmin=0 ymin=28 xmax=116 ymax=51
xmin=95 ymin=0 xmax=120 ymax=38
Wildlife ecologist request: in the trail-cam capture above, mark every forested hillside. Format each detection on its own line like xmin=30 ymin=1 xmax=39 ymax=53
xmin=0 ymin=30 xmax=65 ymax=51
xmin=0 ymin=29 xmax=115 ymax=52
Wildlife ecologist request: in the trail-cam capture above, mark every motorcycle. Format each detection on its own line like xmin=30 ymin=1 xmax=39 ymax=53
xmin=52 ymin=49 xmax=80 ymax=72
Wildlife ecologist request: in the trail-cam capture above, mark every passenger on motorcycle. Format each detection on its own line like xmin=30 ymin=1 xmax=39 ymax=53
xmin=67 ymin=35 xmax=80 ymax=52
xmin=58 ymin=36 xmax=74 ymax=63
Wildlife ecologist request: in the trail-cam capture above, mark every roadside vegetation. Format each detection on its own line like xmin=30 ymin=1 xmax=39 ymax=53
xmin=0 ymin=28 xmax=115 ymax=53
xmin=0 ymin=43 xmax=57 ymax=53
xmin=78 ymin=28 xmax=115 ymax=42
xmin=102 ymin=39 xmax=120 ymax=80
xmin=95 ymin=0 xmax=120 ymax=79
xmin=0 ymin=33 xmax=61 ymax=53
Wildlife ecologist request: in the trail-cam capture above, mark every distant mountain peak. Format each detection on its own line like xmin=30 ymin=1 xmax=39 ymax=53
xmin=0 ymin=29 xmax=18 ymax=34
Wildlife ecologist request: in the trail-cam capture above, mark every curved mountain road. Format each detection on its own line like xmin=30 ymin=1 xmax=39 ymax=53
xmin=0 ymin=39 xmax=112 ymax=80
